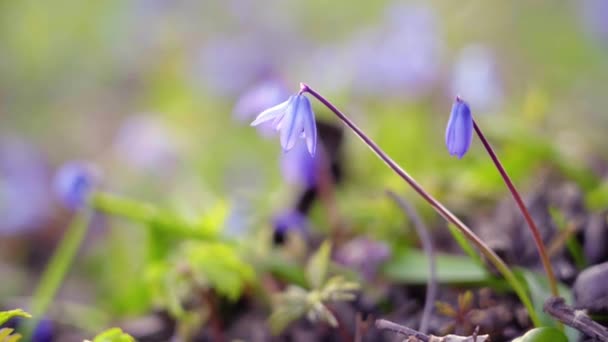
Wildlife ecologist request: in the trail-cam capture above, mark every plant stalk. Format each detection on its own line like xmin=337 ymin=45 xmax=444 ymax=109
xmin=301 ymin=83 xmax=540 ymax=327
xmin=472 ymin=120 xmax=558 ymax=297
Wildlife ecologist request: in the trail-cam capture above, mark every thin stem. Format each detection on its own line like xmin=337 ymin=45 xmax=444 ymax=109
xmin=472 ymin=120 xmax=559 ymax=297
xmin=301 ymin=83 xmax=540 ymax=327
xmin=386 ymin=190 xmax=436 ymax=334
xmin=24 ymin=209 xmax=93 ymax=339
xmin=90 ymin=192 xmax=216 ymax=241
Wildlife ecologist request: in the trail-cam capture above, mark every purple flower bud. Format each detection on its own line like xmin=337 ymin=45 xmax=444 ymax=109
xmin=335 ymin=237 xmax=391 ymax=281
xmin=53 ymin=162 xmax=99 ymax=211
xmin=251 ymin=93 xmax=317 ymax=156
xmin=445 ymin=97 xmax=474 ymax=159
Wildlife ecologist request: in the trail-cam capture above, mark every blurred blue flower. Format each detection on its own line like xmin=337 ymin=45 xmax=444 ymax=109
xmin=578 ymin=0 xmax=608 ymax=44
xmin=335 ymin=237 xmax=391 ymax=281
xmin=272 ymin=210 xmax=309 ymax=244
xmin=31 ymin=318 xmax=54 ymax=342
xmin=351 ymin=3 xmax=442 ymax=98
xmin=113 ymin=114 xmax=178 ymax=174
xmin=54 ymin=162 xmax=99 ymax=211
xmin=451 ymin=44 xmax=503 ymax=112
xmin=280 ymin=142 xmax=319 ymax=188
xmin=233 ymin=78 xmax=290 ymax=137
xmin=251 ymin=94 xmax=317 ymax=155
xmin=0 ymin=138 xmax=53 ymax=235
xmin=445 ymin=97 xmax=474 ymax=159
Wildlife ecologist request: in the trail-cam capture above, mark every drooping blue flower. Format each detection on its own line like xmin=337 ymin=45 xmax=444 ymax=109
xmin=53 ymin=162 xmax=99 ymax=211
xmin=251 ymin=94 xmax=317 ymax=156
xmin=280 ymin=141 xmax=319 ymax=188
xmin=445 ymin=97 xmax=473 ymax=159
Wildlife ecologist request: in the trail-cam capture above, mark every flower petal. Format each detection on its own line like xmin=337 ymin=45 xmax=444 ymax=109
xmin=250 ymin=97 xmax=292 ymax=127
xmin=445 ymin=98 xmax=473 ymax=158
xmin=280 ymin=96 xmax=305 ymax=151
xmin=299 ymin=96 xmax=317 ymax=156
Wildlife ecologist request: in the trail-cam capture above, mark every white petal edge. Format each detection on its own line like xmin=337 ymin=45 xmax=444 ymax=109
xmin=250 ymin=97 xmax=292 ymax=126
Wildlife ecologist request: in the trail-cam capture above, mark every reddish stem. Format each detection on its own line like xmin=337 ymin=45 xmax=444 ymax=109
xmin=472 ymin=119 xmax=558 ymax=297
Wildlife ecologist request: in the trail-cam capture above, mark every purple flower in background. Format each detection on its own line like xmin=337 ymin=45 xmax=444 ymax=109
xmin=280 ymin=142 xmax=319 ymax=188
xmin=0 ymin=138 xmax=53 ymax=235
xmin=234 ymin=78 xmax=291 ymax=137
xmin=451 ymin=45 xmax=503 ymax=112
xmin=32 ymin=318 xmax=54 ymax=342
xmin=251 ymin=94 xmax=317 ymax=155
xmin=352 ymin=3 xmax=442 ymax=98
xmin=54 ymin=162 xmax=99 ymax=211
xmin=113 ymin=114 xmax=178 ymax=174
xmin=272 ymin=209 xmax=309 ymax=244
xmin=335 ymin=237 xmax=391 ymax=281
xmin=194 ymin=36 xmax=275 ymax=96
xmin=578 ymin=0 xmax=608 ymax=44
xmin=445 ymin=97 xmax=474 ymax=159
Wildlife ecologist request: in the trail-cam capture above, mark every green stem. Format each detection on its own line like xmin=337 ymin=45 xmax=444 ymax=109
xmin=91 ymin=192 xmax=216 ymax=241
xmin=24 ymin=209 xmax=92 ymax=339
xmin=91 ymin=192 xmax=155 ymax=222
xmin=301 ymin=83 xmax=541 ymax=327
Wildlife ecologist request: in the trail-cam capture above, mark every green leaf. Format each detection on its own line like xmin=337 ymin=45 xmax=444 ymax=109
xmin=0 ymin=328 xmax=17 ymax=341
xmin=176 ymin=241 xmax=254 ymax=301
xmin=199 ymin=200 xmax=229 ymax=236
xmin=383 ymin=249 xmax=489 ymax=284
xmin=90 ymin=327 xmax=135 ymax=342
xmin=306 ymin=241 xmax=332 ymax=289
xmin=264 ymin=253 xmax=308 ymax=288
xmin=447 ymin=223 xmax=484 ymax=267
xmin=512 ymin=327 xmax=568 ymax=342
xmin=0 ymin=309 xmax=31 ymax=326
xmin=518 ymin=269 xmax=579 ymax=341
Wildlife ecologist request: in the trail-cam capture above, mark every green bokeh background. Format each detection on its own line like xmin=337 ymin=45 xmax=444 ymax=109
xmin=1 ymin=0 xmax=607 ymax=333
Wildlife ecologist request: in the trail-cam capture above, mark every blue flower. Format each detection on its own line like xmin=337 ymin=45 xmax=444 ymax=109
xmin=53 ymin=162 xmax=99 ymax=211
xmin=445 ymin=97 xmax=473 ymax=159
xmin=272 ymin=210 xmax=309 ymax=244
xmin=251 ymin=94 xmax=317 ymax=156
xmin=280 ymin=142 xmax=319 ymax=188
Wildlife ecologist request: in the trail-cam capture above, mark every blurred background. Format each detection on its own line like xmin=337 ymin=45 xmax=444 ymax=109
xmin=1 ymin=0 xmax=608 ymax=340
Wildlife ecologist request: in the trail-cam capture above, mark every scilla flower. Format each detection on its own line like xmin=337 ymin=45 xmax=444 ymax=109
xmin=251 ymin=94 xmax=317 ymax=156
xmin=272 ymin=209 xmax=309 ymax=244
xmin=54 ymin=162 xmax=99 ymax=211
xmin=445 ymin=96 xmax=473 ymax=158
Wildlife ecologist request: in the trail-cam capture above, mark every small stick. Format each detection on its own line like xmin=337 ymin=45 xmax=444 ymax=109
xmin=375 ymin=319 xmax=430 ymax=341
xmin=387 ymin=190 xmax=437 ymax=334
xmin=544 ymin=297 xmax=608 ymax=341
xmin=354 ymin=313 xmax=369 ymax=342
